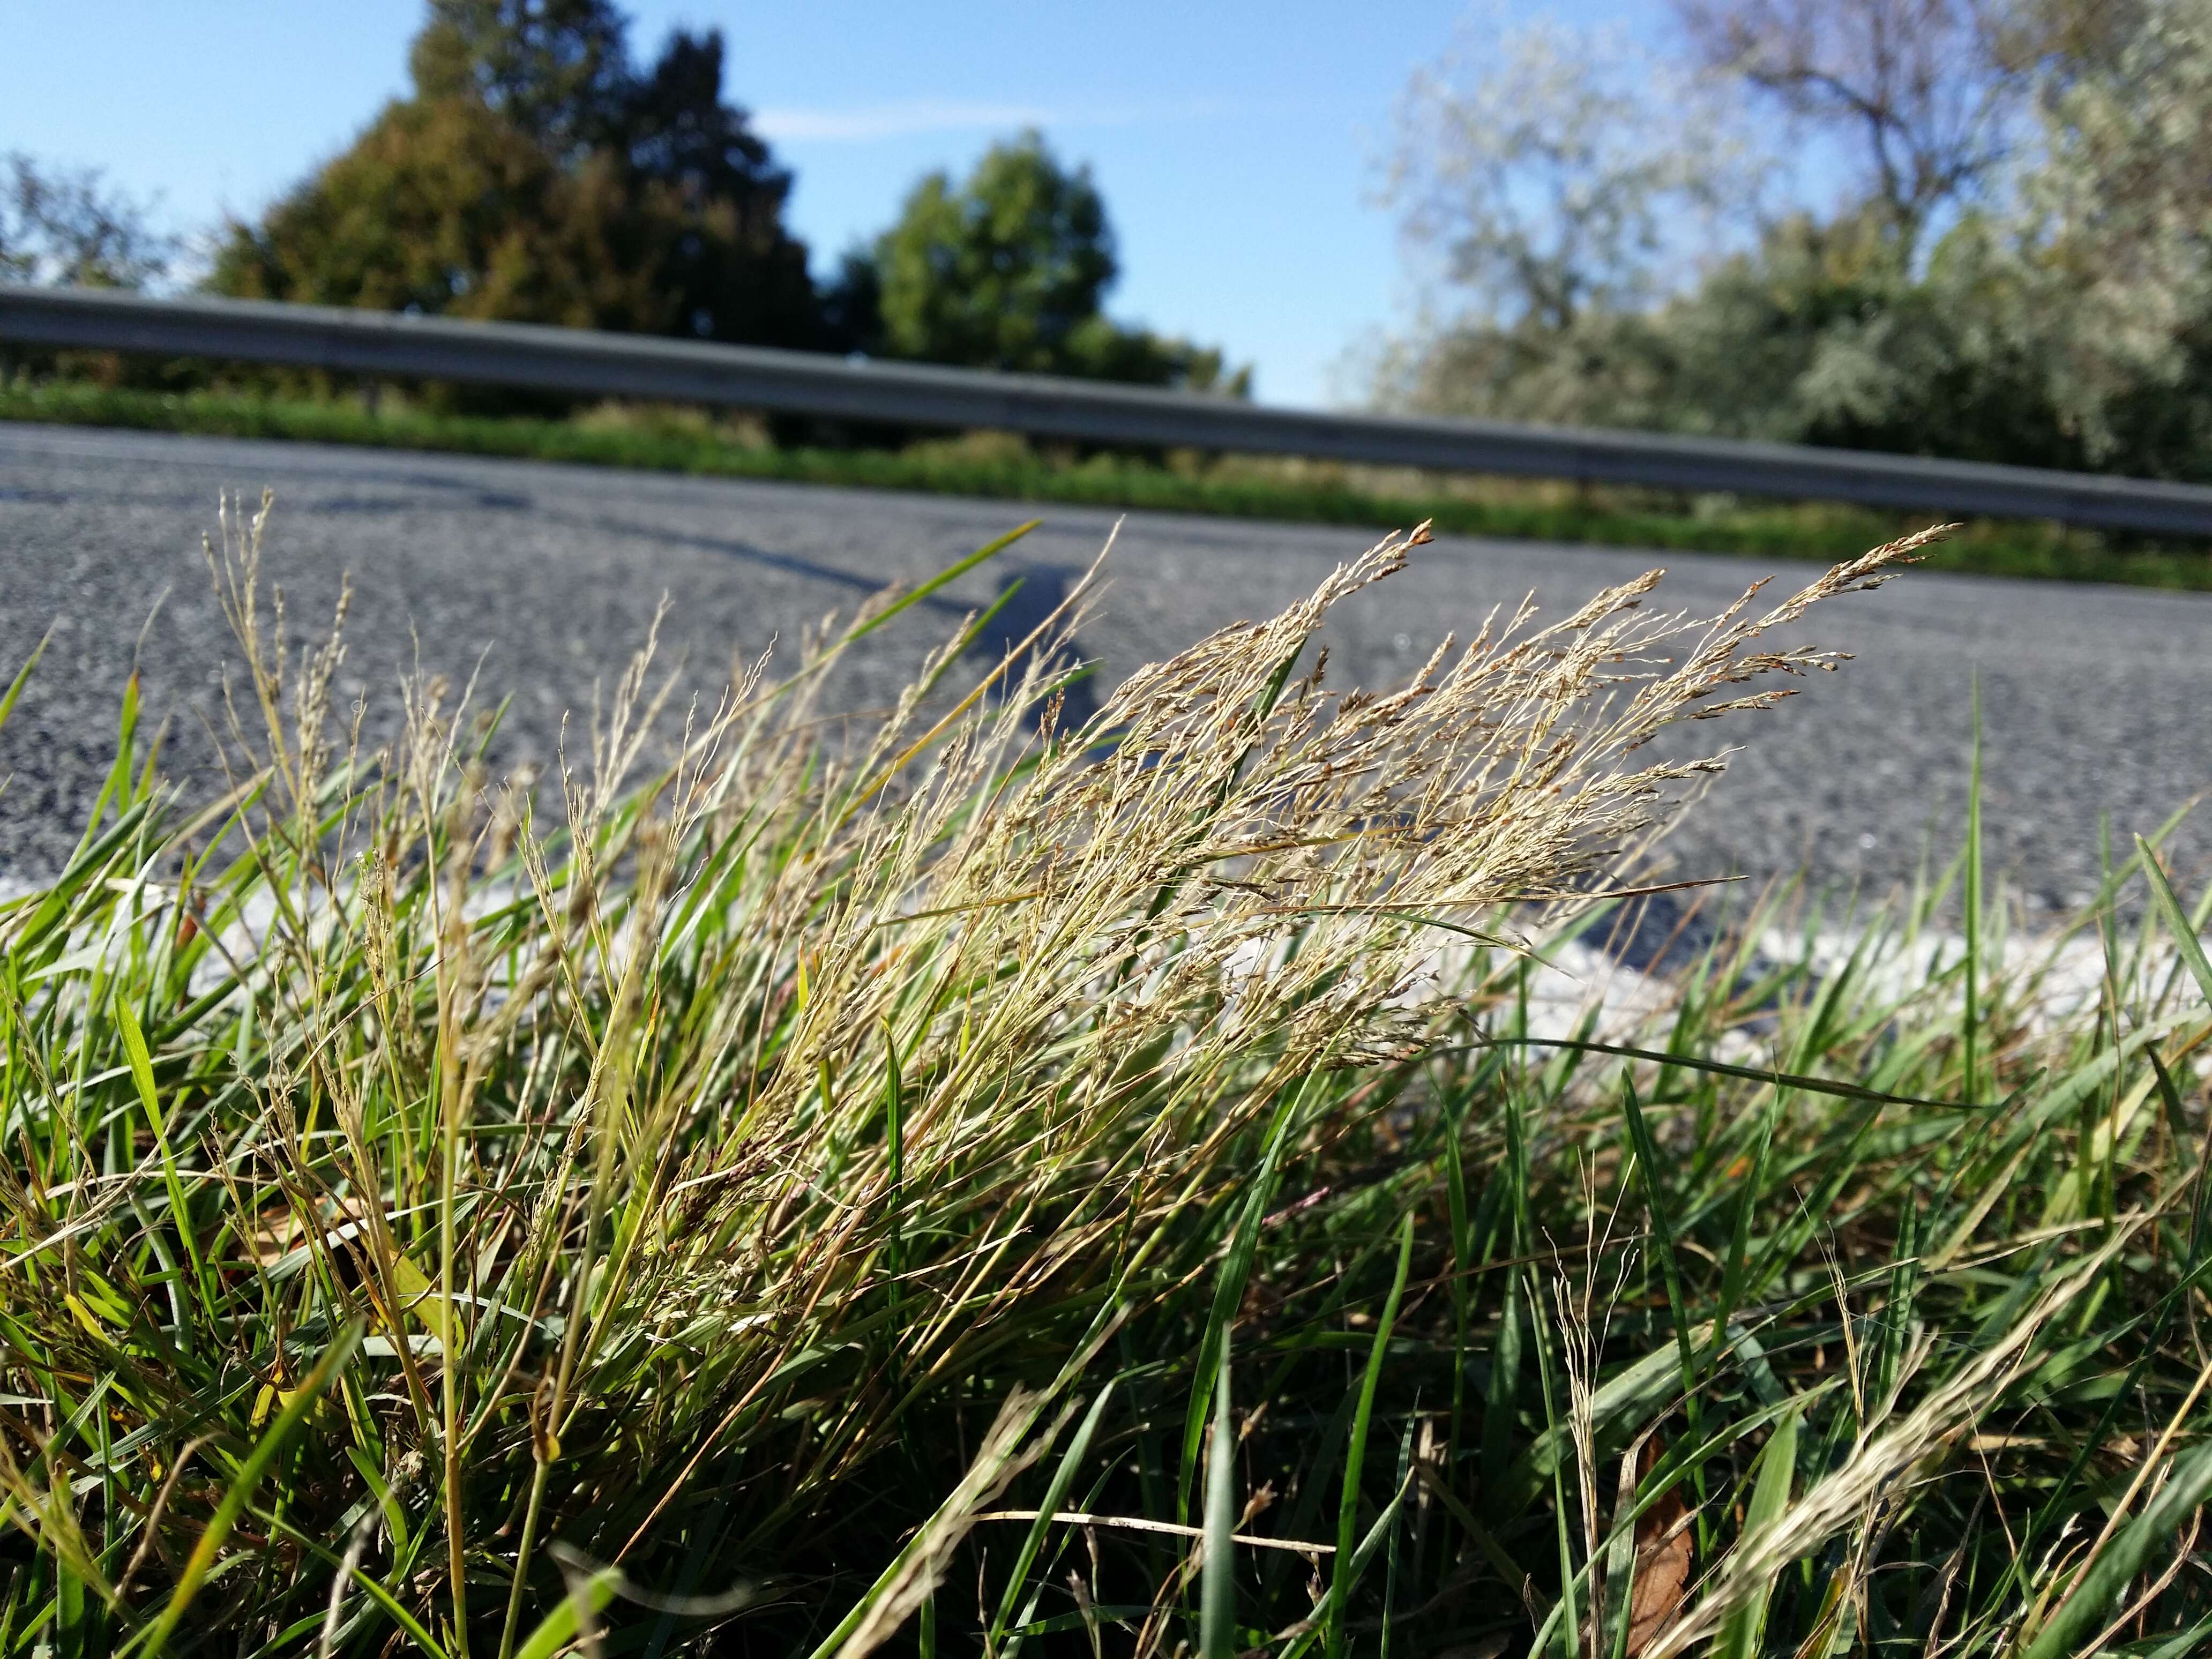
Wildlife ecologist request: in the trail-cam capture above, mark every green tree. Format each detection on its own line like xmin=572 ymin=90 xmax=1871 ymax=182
xmin=211 ymin=0 xmax=817 ymax=351
xmin=614 ymin=27 xmax=816 ymax=345
xmin=407 ymin=0 xmax=631 ymax=155
xmin=211 ymin=96 xmax=606 ymax=324
xmin=865 ymin=131 xmax=1246 ymax=392
xmin=874 ymin=132 xmax=1116 ymax=373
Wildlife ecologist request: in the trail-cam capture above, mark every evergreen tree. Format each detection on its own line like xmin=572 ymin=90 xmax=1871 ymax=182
xmin=614 ymin=27 xmax=816 ymax=345
xmin=212 ymin=0 xmax=816 ymax=352
xmin=407 ymin=0 xmax=631 ymax=156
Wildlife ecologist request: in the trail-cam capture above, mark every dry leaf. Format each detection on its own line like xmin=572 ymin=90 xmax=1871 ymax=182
xmin=1625 ymin=1439 xmax=1694 ymax=1658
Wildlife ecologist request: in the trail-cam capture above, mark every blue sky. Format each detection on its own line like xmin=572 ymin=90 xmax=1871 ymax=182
xmin=4 ymin=2 xmax=1667 ymax=407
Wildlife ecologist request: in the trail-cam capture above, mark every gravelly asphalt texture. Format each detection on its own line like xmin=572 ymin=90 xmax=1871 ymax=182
xmin=3 ymin=421 xmax=2209 ymax=911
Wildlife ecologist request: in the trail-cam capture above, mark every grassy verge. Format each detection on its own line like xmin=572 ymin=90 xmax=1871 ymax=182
xmin=3 ymin=509 xmax=2210 ymax=1656
xmin=6 ymin=375 xmax=2210 ymax=589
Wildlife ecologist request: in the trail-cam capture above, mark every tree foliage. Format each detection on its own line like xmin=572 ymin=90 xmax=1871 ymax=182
xmin=407 ymin=0 xmax=632 ymax=156
xmin=1381 ymin=18 xmax=1757 ymax=333
xmin=876 ymin=132 xmax=1116 ymax=373
xmin=851 ymin=131 xmax=1247 ymax=393
xmin=210 ymin=0 xmax=816 ymax=351
xmin=1378 ymin=0 xmax=2212 ymax=482
xmin=0 ymin=153 xmax=174 ymax=290
xmin=1674 ymin=0 xmax=2038 ymax=258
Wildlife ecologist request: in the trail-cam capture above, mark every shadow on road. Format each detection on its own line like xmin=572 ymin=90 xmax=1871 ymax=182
xmin=966 ymin=566 xmax=1101 ymax=731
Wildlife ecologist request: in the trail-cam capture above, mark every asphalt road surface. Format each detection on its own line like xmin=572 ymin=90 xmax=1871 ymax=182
xmin=4 ymin=421 xmax=2210 ymax=914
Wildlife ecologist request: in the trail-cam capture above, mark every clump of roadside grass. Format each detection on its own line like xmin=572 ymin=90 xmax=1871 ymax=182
xmin=2 ymin=500 xmax=2209 ymax=1657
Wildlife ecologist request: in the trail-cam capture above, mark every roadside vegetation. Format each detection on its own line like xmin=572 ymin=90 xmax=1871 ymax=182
xmin=3 ymin=504 xmax=2210 ymax=1656
xmin=8 ymin=375 xmax=2204 ymax=592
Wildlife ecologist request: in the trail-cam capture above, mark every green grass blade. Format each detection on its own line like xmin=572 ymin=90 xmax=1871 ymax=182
xmin=2140 ymin=835 xmax=2212 ymax=1012
xmin=82 ymin=667 xmax=141 ymax=845
xmin=915 ymin=573 xmax=1031 ymax=702
xmin=883 ymin=1019 xmax=906 ymax=1295
xmin=1712 ymin=1102 xmax=1776 ymax=1350
xmin=113 ymin=997 xmax=212 ymax=1332
xmin=1178 ymin=1080 xmax=1307 ymax=1522
xmin=0 ymin=627 xmax=48 ymax=739
xmin=1200 ymin=1344 xmax=1237 ymax=1659
xmin=1621 ymin=1080 xmax=1699 ymax=1419
xmin=989 ymin=1382 xmax=1117 ymax=1654
xmin=1279 ymin=1473 xmax=1416 ymax=1659
xmin=139 ymin=1321 xmax=362 ymax=1657
xmin=264 ymin=1511 xmax=449 ymax=1659
xmin=1378 ymin=1417 xmax=1414 ymax=1659
xmin=1963 ymin=684 xmax=1984 ymax=1103
xmin=849 ymin=520 xmax=1040 ymax=645
xmin=1482 ymin=1094 xmax=1531 ymax=1503
xmin=1441 ymin=1099 xmax=1474 ymax=1477
xmin=1485 ymin=1036 xmax=1969 ymax=1111
xmin=1715 ymin=1399 xmax=1799 ymax=1659
xmin=511 ymin=1563 xmax=621 ymax=1659
xmin=1328 ymin=1213 xmax=1414 ymax=1659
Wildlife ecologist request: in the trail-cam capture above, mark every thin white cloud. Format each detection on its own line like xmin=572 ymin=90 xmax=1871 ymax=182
xmin=753 ymin=101 xmax=1064 ymax=143
xmin=754 ymin=98 xmax=1246 ymax=144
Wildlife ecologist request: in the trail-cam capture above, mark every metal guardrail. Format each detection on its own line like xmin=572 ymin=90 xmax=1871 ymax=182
xmin=6 ymin=282 xmax=2212 ymax=537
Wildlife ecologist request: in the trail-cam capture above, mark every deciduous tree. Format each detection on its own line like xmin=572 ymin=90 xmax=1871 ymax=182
xmin=864 ymin=131 xmax=1245 ymax=392
xmin=1377 ymin=0 xmax=2212 ymax=481
xmin=1 ymin=153 xmax=174 ymax=289
xmin=1379 ymin=14 xmax=1755 ymax=334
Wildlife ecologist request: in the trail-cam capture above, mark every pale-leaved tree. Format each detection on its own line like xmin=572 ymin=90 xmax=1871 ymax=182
xmin=1379 ymin=13 xmax=1762 ymax=335
xmin=2007 ymin=0 xmax=2212 ymax=456
xmin=1376 ymin=0 xmax=2212 ymax=480
xmin=1672 ymin=0 xmax=2046 ymax=258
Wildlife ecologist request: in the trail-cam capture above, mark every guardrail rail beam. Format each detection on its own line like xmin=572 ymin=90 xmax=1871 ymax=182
xmin=7 ymin=283 xmax=2212 ymax=537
